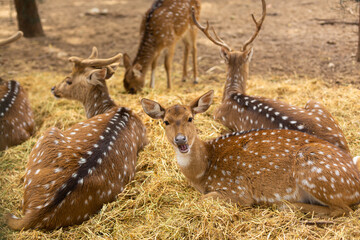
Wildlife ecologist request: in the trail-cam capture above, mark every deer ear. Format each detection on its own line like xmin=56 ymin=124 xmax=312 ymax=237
xmin=220 ymin=47 xmax=230 ymax=63
xmin=141 ymin=98 xmax=166 ymax=119
xmin=123 ymin=53 xmax=131 ymax=69
xmin=244 ymin=47 xmax=254 ymax=63
xmin=190 ymin=90 xmax=214 ymax=115
xmin=105 ymin=63 xmax=120 ymax=79
xmin=87 ymin=68 xmax=107 ymax=86
xmin=133 ymin=63 xmax=142 ymax=78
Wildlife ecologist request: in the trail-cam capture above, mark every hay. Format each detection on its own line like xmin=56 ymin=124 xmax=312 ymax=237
xmin=1 ymin=64 xmax=360 ymax=239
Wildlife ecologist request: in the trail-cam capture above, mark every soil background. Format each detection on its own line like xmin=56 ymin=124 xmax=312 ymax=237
xmin=0 ymin=0 xmax=360 ymax=85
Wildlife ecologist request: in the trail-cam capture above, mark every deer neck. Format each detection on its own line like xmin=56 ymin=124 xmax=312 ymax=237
xmin=83 ymin=86 xmax=116 ymax=118
xmin=175 ymin=137 xmax=211 ymax=193
xmin=133 ymin=34 xmax=157 ymax=75
xmin=222 ymin=63 xmax=248 ymax=102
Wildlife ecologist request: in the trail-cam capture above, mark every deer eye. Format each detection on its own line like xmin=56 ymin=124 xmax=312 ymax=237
xmin=66 ymin=79 xmax=72 ymax=85
xmin=188 ymin=117 xmax=193 ymax=122
xmin=164 ymin=120 xmax=170 ymax=126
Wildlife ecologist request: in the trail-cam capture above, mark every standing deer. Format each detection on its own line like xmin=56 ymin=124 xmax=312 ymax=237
xmin=6 ymin=47 xmax=148 ymax=230
xmin=0 ymin=31 xmax=35 ymax=151
xmin=123 ymin=0 xmax=201 ymax=94
xmin=142 ymin=90 xmax=360 ymax=217
xmin=191 ymin=1 xmax=350 ymax=154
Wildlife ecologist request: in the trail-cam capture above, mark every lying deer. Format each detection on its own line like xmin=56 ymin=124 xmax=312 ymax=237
xmin=6 ymin=47 xmax=148 ymax=230
xmin=191 ymin=0 xmax=350 ymax=154
xmin=123 ymin=0 xmax=201 ymax=94
xmin=142 ymin=90 xmax=360 ymax=217
xmin=0 ymin=31 xmax=35 ymax=151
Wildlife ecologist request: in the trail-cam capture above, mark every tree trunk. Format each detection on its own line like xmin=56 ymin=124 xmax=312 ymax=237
xmin=357 ymin=2 xmax=360 ymax=62
xmin=14 ymin=0 xmax=45 ymax=38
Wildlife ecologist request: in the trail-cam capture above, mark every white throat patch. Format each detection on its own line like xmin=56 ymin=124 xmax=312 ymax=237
xmin=175 ymin=148 xmax=191 ymax=168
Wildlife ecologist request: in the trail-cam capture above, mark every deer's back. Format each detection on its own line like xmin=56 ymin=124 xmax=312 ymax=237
xmin=23 ymin=107 xmax=147 ymax=229
xmin=142 ymin=0 xmax=201 ymax=47
xmin=0 ymin=80 xmax=35 ymax=150
xmin=203 ymin=129 xmax=359 ymax=206
xmin=214 ymin=93 xmax=349 ymax=152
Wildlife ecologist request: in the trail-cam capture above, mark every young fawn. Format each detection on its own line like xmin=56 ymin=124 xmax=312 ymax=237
xmin=142 ymin=90 xmax=360 ymax=217
xmin=191 ymin=0 xmax=350 ymax=154
xmin=6 ymin=47 xmax=148 ymax=230
xmin=123 ymin=0 xmax=201 ymax=94
xmin=0 ymin=31 xmax=35 ymax=151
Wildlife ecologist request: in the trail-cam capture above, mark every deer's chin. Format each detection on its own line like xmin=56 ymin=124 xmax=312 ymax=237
xmin=177 ymin=144 xmax=189 ymax=154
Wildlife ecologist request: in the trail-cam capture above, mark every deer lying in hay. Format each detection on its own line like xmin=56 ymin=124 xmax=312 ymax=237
xmin=191 ymin=0 xmax=351 ymax=155
xmin=0 ymin=31 xmax=35 ymax=151
xmin=142 ymin=90 xmax=360 ymax=217
xmin=6 ymin=47 xmax=148 ymax=230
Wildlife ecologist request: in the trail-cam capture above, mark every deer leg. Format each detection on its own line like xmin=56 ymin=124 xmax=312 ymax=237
xmin=150 ymin=53 xmax=160 ymax=88
xmin=164 ymin=44 xmax=175 ymax=89
xmin=190 ymin=27 xmax=198 ymax=84
xmin=282 ymin=202 xmax=350 ymax=217
xmin=203 ymin=190 xmax=254 ymax=206
xmin=182 ymin=36 xmax=190 ymax=82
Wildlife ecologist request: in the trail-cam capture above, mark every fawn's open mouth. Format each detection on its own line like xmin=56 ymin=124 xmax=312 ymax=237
xmin=177 ymin=144 xmax=189 ymax=153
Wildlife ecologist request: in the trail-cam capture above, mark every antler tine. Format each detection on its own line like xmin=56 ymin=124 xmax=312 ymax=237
xmin=68 ymin=56 xmax=84 ymax=66
xmin=88 ymin=46 xmax=98 ymax=59
xmin=191 ymin=7 xmax=231 ymax=52
xmin=80 ymin=53 xmax=123 ymax=67
xmin=0 ymin=31 xmax=23 ymax=47
xmin=69 ymin=48 xmax=122 ymax=68
xmin=242 ymin=0 xmax=266 ymax=51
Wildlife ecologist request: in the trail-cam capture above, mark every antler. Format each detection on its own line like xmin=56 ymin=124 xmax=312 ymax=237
xmin=0 ymin=31 xmax=23 ymax=47
xmin=88 ymin=46 xmax=98 ymax=59
xmin=191 ymin=7 xmax=232 ymax=52
xmin=69 ymin=47 xmax=122 ymax=68
xmin=241 ymin=0 xmax=266 ymax=51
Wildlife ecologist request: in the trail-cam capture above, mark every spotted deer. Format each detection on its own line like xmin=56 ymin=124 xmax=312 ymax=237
xmin=0 ymin=31 xmax=35 ymax=151
xmin=123 ymin=0 xmax=201 ymax=94
xmin=142 ymin=90 xmax=360 ymax=217
xmin=6 ymin=47 xmax=148 ymax=230
xmin=191 ymin=1 xmax=350 ymax=154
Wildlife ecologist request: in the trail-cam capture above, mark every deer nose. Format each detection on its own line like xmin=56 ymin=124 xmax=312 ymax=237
xmin=175 ymin=134 xmax=187 ymax=145
xmin=129 ymin=88 xmax=136 ymax=94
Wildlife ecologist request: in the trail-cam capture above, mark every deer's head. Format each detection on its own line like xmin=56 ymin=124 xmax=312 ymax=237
xmin=123 ymin=53 xmax=145 ymax=94
xmin=141 ymin=90 xmax=214 ymax=154
xmin=51 ymin=47 xmax=122 ymax=102
xmin=191 ymin=0 xmax=265 ymax=74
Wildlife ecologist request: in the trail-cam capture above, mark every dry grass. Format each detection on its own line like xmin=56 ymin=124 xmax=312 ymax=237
xmin=1 ymin=64 xmax=360 ymax=239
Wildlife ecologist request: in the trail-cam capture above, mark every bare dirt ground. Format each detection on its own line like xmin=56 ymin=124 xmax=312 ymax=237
xmin=0 ymin=0 xmax=360 ymax=86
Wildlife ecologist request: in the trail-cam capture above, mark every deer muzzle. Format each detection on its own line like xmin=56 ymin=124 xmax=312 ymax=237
xmin=174 ymin=134 xmax=189 ymax=153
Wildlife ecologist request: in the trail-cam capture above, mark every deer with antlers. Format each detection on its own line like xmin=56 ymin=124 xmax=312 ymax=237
xmin=6 ymin=47 xmax=148 ymax=230
xmin=0 ymin=31 xmax=35 ymax=151
xmin=191 ymin=0 xmax=350 ymax=154
xmin=123 ymin=0 xmax=201 ymax=94
xmin=142 ymin=90 xmax=360 ymax=217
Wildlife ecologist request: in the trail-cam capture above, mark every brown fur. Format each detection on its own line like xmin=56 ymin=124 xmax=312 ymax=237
xmin=123 ymin=0 xmax=201 ymax=93
xmin=0 ymin=31 xmax=35 ymax=151
xmin=142 ymin=91 xmax=360 ymax=217
xmin=7 ymin=109 xmax=148 ymax=230
xmin=6 ymin=48 xmax=148 ymax=230
xmin=192 ymin=0 xmax=350 ymax=153
xmin=0 ymin=80 xmax=35 ymax=151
